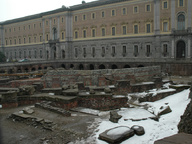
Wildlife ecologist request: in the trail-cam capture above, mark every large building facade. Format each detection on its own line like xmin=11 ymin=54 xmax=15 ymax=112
xmin=0 ymin=0 xmax=192 ymax=74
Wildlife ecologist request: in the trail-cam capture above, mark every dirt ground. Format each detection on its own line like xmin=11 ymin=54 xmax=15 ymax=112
xmin=0 ymin=105 xmax=99 ymax=144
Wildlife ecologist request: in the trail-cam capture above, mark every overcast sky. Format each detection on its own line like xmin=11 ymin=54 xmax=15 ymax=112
xmin=0 ymin=0 xmax=95 ymax=22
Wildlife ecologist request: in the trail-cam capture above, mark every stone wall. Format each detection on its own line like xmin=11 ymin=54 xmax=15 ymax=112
xmin=42 ymin=66 xmax=161 ymax=88
xmin=178 ymin=89 xmax=192 ymax=134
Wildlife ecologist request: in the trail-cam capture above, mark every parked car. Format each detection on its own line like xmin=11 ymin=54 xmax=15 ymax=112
xmin=18 ymin=58 xmax=29 ymax=63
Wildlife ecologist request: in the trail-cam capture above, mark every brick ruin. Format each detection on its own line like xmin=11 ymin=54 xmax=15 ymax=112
xmin=0 ymin=65 xmax=190 ymax=111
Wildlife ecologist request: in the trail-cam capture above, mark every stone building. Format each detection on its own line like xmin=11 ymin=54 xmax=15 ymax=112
xmin=0 ymin=0 xmax=192 ymax=74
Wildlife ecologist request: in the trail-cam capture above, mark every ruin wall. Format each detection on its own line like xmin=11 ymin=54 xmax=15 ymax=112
xmin=42 ymin=66 xmax=161 ymax=88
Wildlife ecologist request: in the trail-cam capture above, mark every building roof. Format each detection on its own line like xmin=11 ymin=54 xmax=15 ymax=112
xmin=0 ymin=0 xmax=130 ymax=25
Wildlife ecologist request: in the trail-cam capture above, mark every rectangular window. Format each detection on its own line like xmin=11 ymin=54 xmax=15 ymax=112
xmin=134 ymin=6 xmax=138 ymax=13
xmin=163 ymin=44 xmax=168 ymax=56
xmin=83 ymin=30 xmax=86 ymax=38
xmin=163 ymin=22 xmax=168 ymax=32
xmin=24 ymin=38 xmax=26 ymax=44
xmin=134 ymin=25 xmax=138 ymax=34
xmin=19 ymin=39 xmax=21 ymax=44
xmin=34 ymin=37 xmax=36 ymax=43
xmin=102 ymin=28 xmax=105 ymax=36
xmin=123 ymin=26 xmax=127 ymax=35
xmin=62 ymin=17 xmax=64 ymax=23
xmin=29 ymin=37 xmax=31 ymax=43
xmin=40 ymin=23 xmax=42 ymax=28
xmin=54 ymin=19 xmax=56 ymax=24
xmin=134 ymin=45 xmax=139 ymax=57
xmin=112 ymin=46 xmax=116 ymax=57
xmin=146 ymin=45 xmax=151 ymax=57
xmin=123 ymin=46 xmax=126 ymax=57
xmin=83 ymin=14 xmax=86 ymax=20
xmin=101 ymin=11 xmax=105 ymax=18
xmin=10 ymin=40 xmax=12 ymax=45
xmin=40 ymin=36 xmax=42 ymax=42
xmin=75 ymin=48 xmax=78 ymax=58
xmin=92 ymin=47 xmax=95 ymax=57
xmin=92 ymin=13 xmax=95 ymax=19
xmin=112 ymin=10 xmax=115 ymax=16
xmin=75 ymin=31 xmax=78 ymax=39
xmin=75 ymin=16 xmax=78 ymax=22
xmin=122 ymin=8 xmax=126 ymax=15
xmin=146 ymin=4 xmax=150 ymax=12
xmin=62 ymin=32 xmax=64 ymax=39
xmin=163 ymin=1 xmax=168 ymax=9
xmin=28 ymin=25 xmax=30 ymax=29
xmin=102 ymin=47 xmax=105 ymax=57
xmin=34 ymin=24 xmax=36 ymax=28
xmin=92 ymin=29 xmax=95 ymax=37
xmin=83 ymin=48 xmax=86 ymax=58
xmin=146 ymin=24 xmax=151 ymax=33
xmin=179 ymin=0 xmax=184 ymax=6
xmin=14 ymin=39 xmax=16 ymax=45
xmin=112 ymin=27 xmax=116 ymax=36
xmin=46 ymin=34 xmax=49 ymax=41
xmin=46 ymin=21 xmax=48 ymax=26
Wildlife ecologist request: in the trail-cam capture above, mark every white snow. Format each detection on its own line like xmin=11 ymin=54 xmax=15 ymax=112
xmin=108 ymin=85 xmax=115 ymax=88
xmin=91 ymin=89 xmax=191 ymax=144
xmin=107 ymin=126 xmax=130 ymax=136
xmin=113 ymin=95 xmax=126 ymax=98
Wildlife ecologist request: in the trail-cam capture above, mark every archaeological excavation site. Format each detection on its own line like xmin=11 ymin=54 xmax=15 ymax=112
xmin=0 ymin=66 xmax=192 ymax=144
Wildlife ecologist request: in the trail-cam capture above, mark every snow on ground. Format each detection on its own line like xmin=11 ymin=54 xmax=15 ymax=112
xmin=91 ymin=89 xmax=191 ymax=144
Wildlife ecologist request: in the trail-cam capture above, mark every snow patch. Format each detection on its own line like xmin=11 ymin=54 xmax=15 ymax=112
xmin=107 ymin=127 xmax=130 ymax=136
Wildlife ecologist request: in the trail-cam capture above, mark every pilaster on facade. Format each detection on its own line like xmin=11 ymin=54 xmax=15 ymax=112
xmin=65 ymin=12 xmax=73 ymax=42
xmin=171 ymin=38 xmax=175 ymax=58
xmin=171 ymin=0 xmax=176 ymax=31
xmin=42 ymin=19 xmax=45 ymax=43
xmin=154 ymin=0 xmax=160 ymax=35
xmin=0 ymin=25 xmax=4 ymax=53
xmin=188 ymin=0 xmax=192 ymax=30
xmin=187 ymin=36 xmax=191 ymax=58
xmin=49 ymin=18 xmax=52 ymax=40
xmin=57 ymin=16 xmax=60 ymax=40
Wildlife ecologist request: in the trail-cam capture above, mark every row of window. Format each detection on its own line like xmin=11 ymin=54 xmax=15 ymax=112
xmin=5 ymin=23 xmax=42 ymax=33
xmin=74 ymin=22 xmax=169 ymax=39
xmin=74 ymin=5 xmax=151 ymax=22
xmin=5 ymin=17 xmax=65 ymax=33
xmin=5 ymin=32 xmax=65 ymax=45
xmin=74 ymin=0 xmax=185 ymax=22
xmin=6 ymin=49 xmax=43 ymax=60
xmin=163 ymin=0 xmax=185 ymax=9
xmin=74 ymin=44 xmax=168 ymax=58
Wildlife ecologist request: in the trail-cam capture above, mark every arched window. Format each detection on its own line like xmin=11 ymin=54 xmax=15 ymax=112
xmin=53 ymin=28 xmax=57 ymax=40
xmin=178 ymin=14 xmax=185 ymax=30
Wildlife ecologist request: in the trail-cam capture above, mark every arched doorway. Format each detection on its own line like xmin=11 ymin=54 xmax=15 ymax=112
xmin=70 ymin=64 xmax=74 ymax=69
xmin=138 ymin=65 xmax=144 ymax=67
xmin=99 ymin=64 xmax=105 ymax=69
xmin=176 ymin=40 xmax=186 ymax=59
xmin=90 ymin=64 xmax=94 ymax=70
xmin=124 ymin=65 xmax=131 ymax=68
xmin=61 ymin=64 xmax=66 ymax=69
xmin=79 ymin=64 xmax=84 ymax=70
xmin=111 ymin=64 xmax=118 ymax=69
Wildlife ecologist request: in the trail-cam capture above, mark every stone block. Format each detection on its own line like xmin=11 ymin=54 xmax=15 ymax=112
xmin=99 ymin=126 xmax=134 ymax=143
xmin=109 ymin=111 xmax=122 ymax=123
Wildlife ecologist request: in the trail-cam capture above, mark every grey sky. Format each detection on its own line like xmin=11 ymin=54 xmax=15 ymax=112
xmin=0 ymin=0 xmax=95 ymax=22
